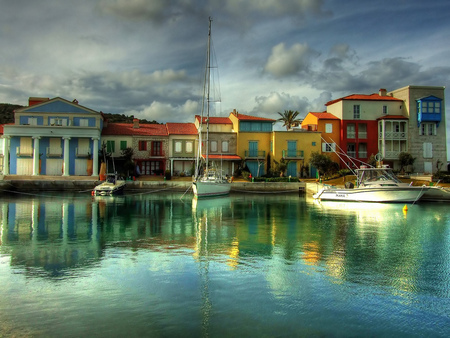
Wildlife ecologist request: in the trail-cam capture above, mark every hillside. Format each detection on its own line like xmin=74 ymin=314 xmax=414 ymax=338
xmin=0 ymin=103 xmax=159 ymax=125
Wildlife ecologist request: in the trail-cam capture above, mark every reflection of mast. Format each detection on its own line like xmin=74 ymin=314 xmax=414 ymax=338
xmin=193 ymin=204 xmax=211 ymax=337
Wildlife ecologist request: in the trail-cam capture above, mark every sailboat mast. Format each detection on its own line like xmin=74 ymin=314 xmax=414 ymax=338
xmin=205 ymin=17 xmax=212 ymax=173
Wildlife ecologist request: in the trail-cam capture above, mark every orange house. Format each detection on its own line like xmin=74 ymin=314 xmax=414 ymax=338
xmin=301 ymin=111 xmax=341 ymax=164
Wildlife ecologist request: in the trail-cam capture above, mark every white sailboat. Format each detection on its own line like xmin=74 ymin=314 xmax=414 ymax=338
xmin=193 ymin=17 xmax=231 ymax=198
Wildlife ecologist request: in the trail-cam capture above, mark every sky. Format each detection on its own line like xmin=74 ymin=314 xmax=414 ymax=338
xmin=1 ymin=0 xmax=450 ymax=153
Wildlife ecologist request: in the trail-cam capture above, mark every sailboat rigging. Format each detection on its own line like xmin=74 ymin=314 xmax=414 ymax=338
xmin=192 ymin=17 xmax=231 ymax=198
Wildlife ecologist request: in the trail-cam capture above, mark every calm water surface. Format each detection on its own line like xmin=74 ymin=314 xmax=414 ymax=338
xmin=0 ymin=191 xmax=449 ymax=337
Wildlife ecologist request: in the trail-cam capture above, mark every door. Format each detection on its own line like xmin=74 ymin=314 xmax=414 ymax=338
xmin=287 ymin=161 xmax=297 ymax=177
xmin=75 ymin=159 xmax=88 ymax=175
xmin=249 ymin=141 xmax=258 ymax=157
xmin=17 ymin=159 xmax=33 ymax=175
xmin=46 ymin=159 xmax=63 ymax=175
xmin=424 ymin=162 xmax=433 ymax=174
xmin=287 ymin=141 xmax=297 ymax=157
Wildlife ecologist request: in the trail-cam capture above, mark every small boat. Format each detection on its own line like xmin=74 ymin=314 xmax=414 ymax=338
xmin=192 ymin=17 xmax=231 ymax=198
xmin=420 ymin=185 xmax=450 ymax=202
xmin=313 ymin=165 xmax=429 ymax=203
xmin=93 ymin=173 xmax=126 ymax=196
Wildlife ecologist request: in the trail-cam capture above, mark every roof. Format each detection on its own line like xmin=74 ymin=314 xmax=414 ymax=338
xmin=195 ymin=115 xmax=232 ymax=124
xmin=230 ymin=111 xmax=276 ymax=122
xmin=102 ymin=123 xmax=168 ymax=136
xmin=326 ymin=93 xmax=403 ymax=106
xmin=202 ymin=154 xmax=241 ymax=160
xmin=0 ymin=124 xmax=3 ymax=134
xmin=377 ymin=115 xmax=408 ymax=120
xmin=309 ymin=112 xmax=339 ymax=120
xmin=166 ymin=123 xmax=197 ymax=135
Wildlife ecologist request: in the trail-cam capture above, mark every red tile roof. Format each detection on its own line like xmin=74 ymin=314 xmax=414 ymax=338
xmin=309 ymin=112 xmax=339 ymax=120
xmin=102 ymin=123 xmax=168 ymax=136
xmin=230 ymin=111 xmax=276 ymax=122
xmin=166 ymin=123 xmax=198 ymax=135
xmin=0 ymin=124 xmax=3 ymax=134
xmin=326 ymin=93 xmax=403 ymax=106
xmin=195 ymin=115 xmax=232 ymax=124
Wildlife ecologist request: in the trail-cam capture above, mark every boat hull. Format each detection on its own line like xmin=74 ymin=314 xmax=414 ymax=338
xmin=313 ymin=186 xmax=428 ymax=203
xmin=193 ymin=181 xmax=231 ymax=198
xmin=93 ymin=181 xmax=126 ymax=196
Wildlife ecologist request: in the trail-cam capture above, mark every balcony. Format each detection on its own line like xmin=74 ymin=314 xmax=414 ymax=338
xmin=347 ymin=131 xmax=356 ymax=139
xmin=282 ymin=149 xmax=304 ymax=159
xmin=245 ymin=150 xmax=266 ymax=159
xmin=47 ymin=147 xmax=62 ymax=158
xmin=16 ymin=148 xmax=33 ymax=157
xmin=379 ymin=131 xmax=407 ymax=140
xmin=76 ymin=147 xmax=91 ymax=158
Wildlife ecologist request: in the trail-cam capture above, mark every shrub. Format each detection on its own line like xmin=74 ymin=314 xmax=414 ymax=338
xmin=165 ymin=170 xmax=171 ymax=180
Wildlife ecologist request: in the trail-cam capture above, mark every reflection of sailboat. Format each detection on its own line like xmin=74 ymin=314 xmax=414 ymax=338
xmin=192 ymin=17 xmax=231 ymax=199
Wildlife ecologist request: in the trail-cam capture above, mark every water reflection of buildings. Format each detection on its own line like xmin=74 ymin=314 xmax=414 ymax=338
xmin=1 ymin=196 xmax=103 ymax=278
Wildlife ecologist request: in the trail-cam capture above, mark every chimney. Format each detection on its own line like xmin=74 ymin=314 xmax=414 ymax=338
xmin=28 ymin=97 xmax=49 ymax=106
xmin=379 ymin=88 xmax=387 ymax=96
xmin=133 ymin=118 xmax=140 ymax=128
xmin=233 ymin=109 xmax=238 ymax=116
xmin=72 ymin=99 xmax=78 ymax=104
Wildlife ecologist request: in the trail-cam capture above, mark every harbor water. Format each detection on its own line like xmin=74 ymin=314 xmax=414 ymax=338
xmin=0 ymin=191 xmax=449 ymax=337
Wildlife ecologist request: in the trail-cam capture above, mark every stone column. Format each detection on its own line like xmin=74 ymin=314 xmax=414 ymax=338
xmin=32 ymin=136 xmax=40 ymax=176
xmin=2 ymin=136 xmax=10 ymax=175
xmin=63 ymin=137 xmax=71 ymax=176
xmin=92 ymin=137 xmax=99 ymax=176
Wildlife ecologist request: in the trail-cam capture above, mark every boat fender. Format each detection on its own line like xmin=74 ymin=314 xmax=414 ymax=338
xmin=403 ymin=205 xmax=408 ymax=212
xmin=91 ymin=191 xmax=95 ymax=196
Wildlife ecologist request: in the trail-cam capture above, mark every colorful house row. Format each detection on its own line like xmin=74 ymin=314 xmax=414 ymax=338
xmin=0 ymin=84 xmax=446 ymax=178
xmin=301 ymin=85 xmax=446 ymax=174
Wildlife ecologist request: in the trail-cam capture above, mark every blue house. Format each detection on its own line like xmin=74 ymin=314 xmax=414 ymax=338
xmin=3 ymin=97 xmax=104 ymax=176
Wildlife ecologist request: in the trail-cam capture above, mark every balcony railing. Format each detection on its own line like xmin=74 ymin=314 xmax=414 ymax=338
xmin=16 ymin=148 xmax=33 ymax=157
xmin=47 ymin=147 xmax=63 ymax=157
xmin=358 ymin=132 xmax=367 ymax=139
xmin=76 ymin=147 xmax=91 ymax=158
xmin=245 ymin=150 xmax=266 ymax=159
xmin=282 ymin=149 xmax=304 ymax=159
xmin=347 ymin=131 xmax=356 ymax=138
xmin=384 ymin=150 xmax=402 ymax=159
xmin=379 ymin=131 xmax=407 ymax=140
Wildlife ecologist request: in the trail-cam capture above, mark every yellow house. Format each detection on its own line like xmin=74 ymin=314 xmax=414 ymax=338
xmin=301 ymin=111 xmax=341 ymax=164
xmin=272 ymin=130 xmax=322 ymax=177
xmin=229 ymin=110 xmax=275 ymax=177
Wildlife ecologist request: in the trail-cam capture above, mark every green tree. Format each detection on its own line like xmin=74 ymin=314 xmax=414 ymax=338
xmin=277 ymin=110 xmax=302 ymax=130
xmin=309 ymin=151 xmax=338 ymax=179
xmin=121 ymin=147 xmax=135 ymax=177
xmin=398 ymin=152 xmax=415 ymax=174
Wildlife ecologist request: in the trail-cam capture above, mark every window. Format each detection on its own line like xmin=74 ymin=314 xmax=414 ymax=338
xmin=353 ymin=105 xmax=360 ymax=119
xmin=347 ymin=144 xmax=356 ymax=157
xmin=382 ymin=106 xmax=388 ymax=115
xmin=325 ymin=123 xmax=332 ymax=133
xmin=175 ymin=141 xmax=182 ymax=153
xmin=322 ymin=142 xmax=335 ymax=153
xmin=79 ymin=119 xmax=89 ymax=127
xmin=186 ymin=141 xmax=193 ymax=153
xmin=420 ymin=123 xmax=436 ymax=136
xmin=222 ymin=141 xmax=229 ymax=152
xmin=50 ymin=118 xmax=66 ymax=126
xmin=358 ymin=143 xmax=367 ymax=158
xmin=358 ymin=123 xmax=367 ymax=139
xmin=347 ymin=124 xmax=356 ymax=138
xmin=423 ymin=142 xmax=433 ymax=159
xmin=106 ymin=140 xmax=115 ymax=153
xmin=139 ymin=141 xmax=147 ymax=151
xmin=312 ymin=142 xmax=316 ymax=146
xmin=152 ymin=141 xmax=162 ymax=156
xmin=120 ymin=141 xmax=127 ymax=151
xmin=28 ymin=117 xmax=38 ymax=126
xmin=210 ymin=140 xmax=218 ymax=152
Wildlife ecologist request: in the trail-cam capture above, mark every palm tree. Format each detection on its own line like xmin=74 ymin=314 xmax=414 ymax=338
xmin=277 ymin=110 xmax=302 ymax=130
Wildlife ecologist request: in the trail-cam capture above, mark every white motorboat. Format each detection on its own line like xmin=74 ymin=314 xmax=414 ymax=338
xmin=313 ymin=165 xmax=429 ymax=203
xmin=93 ymin=174 xmax=126 ymax=196
xmin=192 ymin=17 xmax=231 ymax=198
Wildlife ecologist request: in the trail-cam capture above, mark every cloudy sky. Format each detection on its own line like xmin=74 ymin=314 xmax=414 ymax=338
xmin=1 ymin=0 xmax=449 ymax=133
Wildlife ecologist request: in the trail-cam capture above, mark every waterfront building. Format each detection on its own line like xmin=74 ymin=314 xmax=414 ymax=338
xmin=388 ymin=86 xmax=446 ymax=174
xmin=229 ymin=110 xmax=275 ymax=177
xmin=2 ymin=97 xmax=104 ymax=176
xmin=101 ymin=119 xmax=168 ymax=176
xmin=272 ymin=129 xmax=322 ymax=178
xmin=194 ymin=115 xmax=240 ymax=177
xmin=325 ymin=89 xmax=403 ymax=169
xmin=0 ymin=124 xmax=4 ymax=174
xmin=166 ymin=122 xmax=198 ymax=176
xmin=301 ymin=112 xmax=341 ymax=164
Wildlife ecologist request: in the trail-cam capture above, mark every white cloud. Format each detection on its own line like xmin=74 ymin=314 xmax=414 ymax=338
xmin=264 ymin=43 xmax=319 ymax=78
